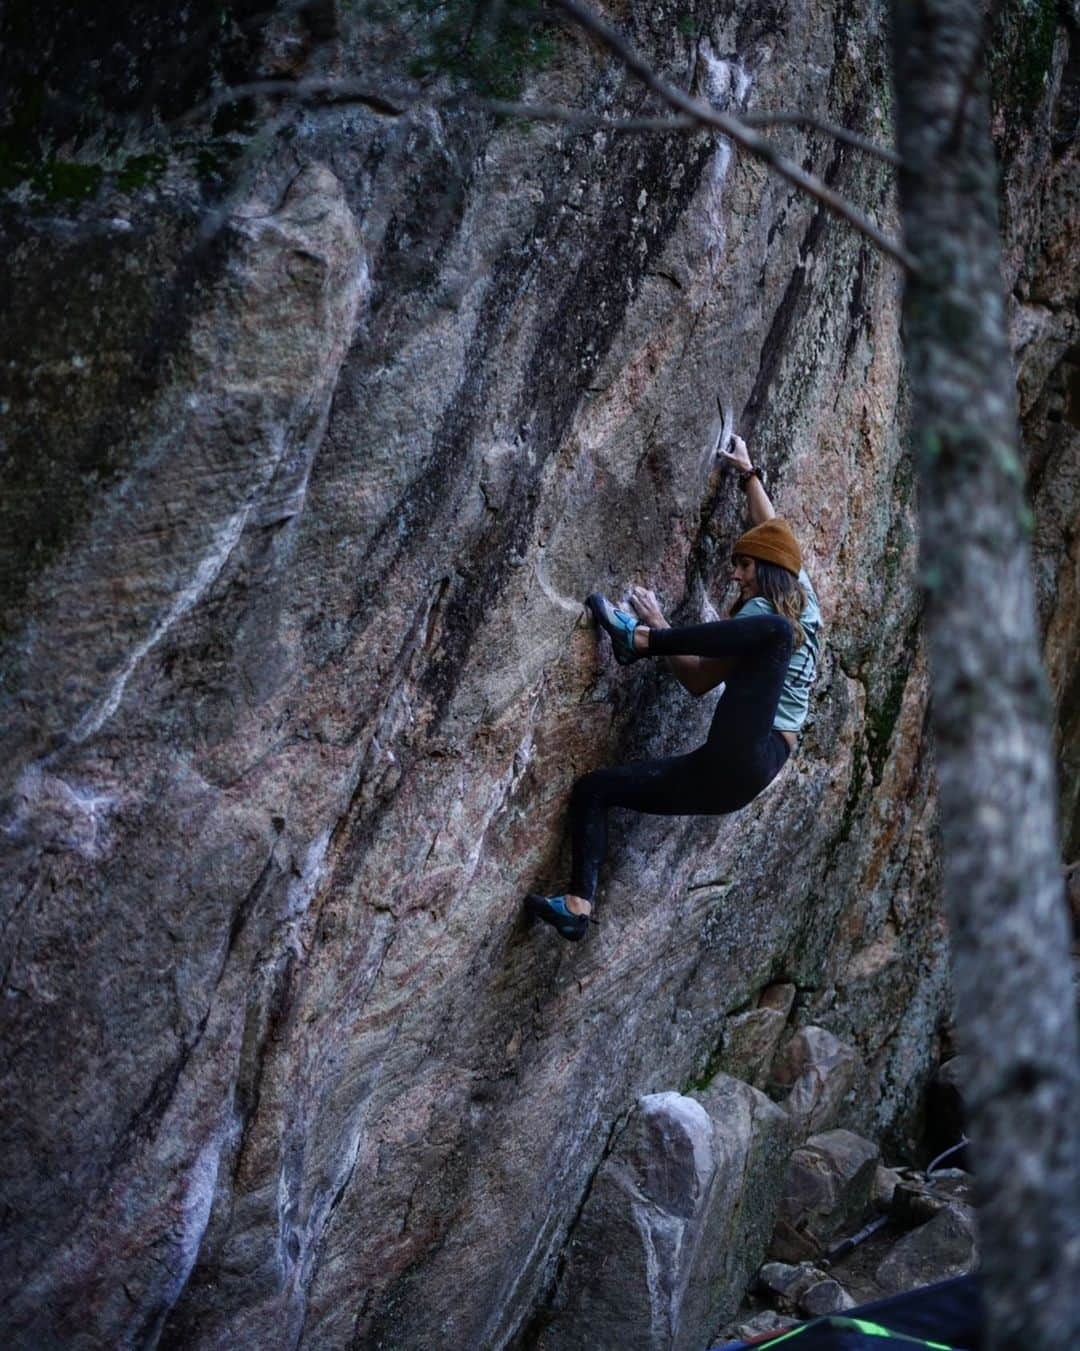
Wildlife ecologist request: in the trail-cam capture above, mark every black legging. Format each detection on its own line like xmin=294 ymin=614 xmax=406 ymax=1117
xmin=570 ymin=613 xmax=793 ymax=901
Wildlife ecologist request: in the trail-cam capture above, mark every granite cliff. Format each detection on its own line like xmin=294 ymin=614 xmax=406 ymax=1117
xmin=1 ymin=0 xmax=1076 ymax=1346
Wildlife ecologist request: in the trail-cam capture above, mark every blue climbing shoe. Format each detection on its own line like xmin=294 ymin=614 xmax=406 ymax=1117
xmin=524 ymin=893 xmax=590 ymax=942
xmin=586 ymin=593 xmax=642 ymax=665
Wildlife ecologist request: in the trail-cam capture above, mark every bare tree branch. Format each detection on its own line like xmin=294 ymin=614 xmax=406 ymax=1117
xmin=178 ymin=76 xmax=900 ymax=177
xmin=483 ymin=100 xmax=901 ymax=168
xmin=481 ymin=98 xmax=698 ymax=132
xmin=167 ymin=2 xmax=907 ymax=265
xmin=177 ymin=76 xmax=411 ymax=125
xmin=548 ymin=0 xmax=914 ymax=269
xmin=740 ymin=111 xmax=901 ymax=166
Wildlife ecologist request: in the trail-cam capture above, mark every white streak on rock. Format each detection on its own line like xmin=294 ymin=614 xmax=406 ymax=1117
xmin=697 ymin=45 xmax=754 ymax=266
xmin=2 ymin=763 xmax=117 ymax=860
xmin=72 ymin=503 xmax=252 ymax=744
xmin=287 ymin=831 xmax=331 ymax=920
xmin=280 ymin=831 xmax=333 ymax=958
xmin=533 ymin=545 xmax=586 ymax=615
xmin=632 ymin=1200 xmax=684 ymax=1346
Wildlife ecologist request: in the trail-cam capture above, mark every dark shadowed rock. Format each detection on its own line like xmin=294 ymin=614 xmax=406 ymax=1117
xmin=873 ymin=1164 xmax=902 ymax=1210
xmin=875 ymin=1204 xmax=979 ymax=1294
xmin=770 ymin=1130 xmax=880 ymax=1261
xmin=892 ymin=1180 xmax=951 ymax=1227
xmin=924 ymin=1055 xmax=971 ymax=1166
xmin=1065 ymin=862 xmax=1080 ymax=936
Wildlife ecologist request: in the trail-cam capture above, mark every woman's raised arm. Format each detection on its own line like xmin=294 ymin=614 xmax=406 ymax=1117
xmin=719 ymin=434 xmax=776 ymax=526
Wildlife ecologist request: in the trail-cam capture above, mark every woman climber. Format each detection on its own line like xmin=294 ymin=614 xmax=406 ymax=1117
xmin=524 ymin=434 xmax=821 ymax=941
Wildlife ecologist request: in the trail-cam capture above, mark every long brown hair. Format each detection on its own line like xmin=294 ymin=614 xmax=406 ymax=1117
xmin=732 ymin=559 xmax=806 ymax=648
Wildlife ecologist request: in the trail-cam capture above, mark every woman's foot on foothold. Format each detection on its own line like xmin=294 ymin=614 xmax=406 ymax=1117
xmin=524 ymin=893 xmax=591 ymax=942
xmin=586 ymin=593 xmax=642 ymax=665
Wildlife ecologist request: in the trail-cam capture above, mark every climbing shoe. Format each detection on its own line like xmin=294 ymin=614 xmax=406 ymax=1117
xmin=586 ymin=593 xmax=642 ymax=665
xmin=524 ymin=893 xmax=591 ymax=942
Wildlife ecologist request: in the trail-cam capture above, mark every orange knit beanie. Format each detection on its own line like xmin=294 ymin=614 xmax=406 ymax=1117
xmin=731 ymin=518 xmax=801 ymax=576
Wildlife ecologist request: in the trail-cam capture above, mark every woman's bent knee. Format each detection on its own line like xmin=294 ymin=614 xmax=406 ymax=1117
xmin=768 ymin=613 xmax=794 ymax=658
xmin=572 ymin=769 xmax=614 ymax=810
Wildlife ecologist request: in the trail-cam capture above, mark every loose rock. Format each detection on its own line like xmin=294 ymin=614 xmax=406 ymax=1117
xmin=756 ymin=1261 xmax=829 ymax=1311
xmin=873 ymin=1164 xmax=902 ymax=1211
xmin=770 ymin=1129 xmax=880 ymax=1261
xmin=770 ymin=1027 xmax=859 ymax=1137
xmin=722 ymin=1006 xmax=791 ymax=1088
xmin=799 ymin=1279 xmax=857 ymax=1317
xmin=737 ymin=1309 xmax=796 ymax=1340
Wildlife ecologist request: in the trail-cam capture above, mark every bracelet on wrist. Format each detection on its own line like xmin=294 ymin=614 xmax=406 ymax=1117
xmin=738 ymin=467 xmax=758 ymax=484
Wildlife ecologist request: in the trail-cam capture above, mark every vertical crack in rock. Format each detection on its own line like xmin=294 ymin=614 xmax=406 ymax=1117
xmin=744 ymin=145 xmax=848 ymax=434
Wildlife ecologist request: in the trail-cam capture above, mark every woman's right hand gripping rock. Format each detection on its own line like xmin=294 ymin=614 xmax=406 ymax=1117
xmin=629 ymin=585 xmax=669 ymax=630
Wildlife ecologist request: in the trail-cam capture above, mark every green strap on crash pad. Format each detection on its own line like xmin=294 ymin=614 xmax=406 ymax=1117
xmin=762 ymin=1315 xmax=955 ymax=1349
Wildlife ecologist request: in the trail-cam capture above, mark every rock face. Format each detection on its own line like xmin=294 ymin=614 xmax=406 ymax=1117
xmin=0 ymin=1 xmax=1076 ymax=1348
xmin=1001 ymin=17 xmax=1080 ymax=863
xmin=534 ymin=1081 xmax=789 ymax=1349
xmin=718 ymin=983 xmax=797 ymax=1088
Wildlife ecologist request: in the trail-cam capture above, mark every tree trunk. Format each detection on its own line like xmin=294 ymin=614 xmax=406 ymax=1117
xmin=890 ymin=1 xmax=1080 ymax=1342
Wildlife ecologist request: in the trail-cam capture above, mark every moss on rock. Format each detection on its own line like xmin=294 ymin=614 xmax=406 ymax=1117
xmin=990 ymin=0 xmax=1060 ymax=123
